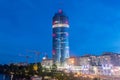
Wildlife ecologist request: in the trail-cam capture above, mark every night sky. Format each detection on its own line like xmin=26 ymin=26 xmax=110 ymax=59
xmin=0 ymin=0 xmax=120 ymax=64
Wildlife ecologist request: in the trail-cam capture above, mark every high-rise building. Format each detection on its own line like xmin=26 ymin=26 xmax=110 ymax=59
xmin=52 ymin=10 xmax=70 ymax=65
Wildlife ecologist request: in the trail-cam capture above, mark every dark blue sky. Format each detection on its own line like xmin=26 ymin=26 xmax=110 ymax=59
xmin=0 ymin=0 xmax=120 ymax=64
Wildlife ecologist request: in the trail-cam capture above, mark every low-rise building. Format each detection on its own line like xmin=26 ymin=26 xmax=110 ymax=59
xmin=41 ymin=52 xmax=120 ymax=76
xmin=41 ymin=58 xmax=53 ymax=68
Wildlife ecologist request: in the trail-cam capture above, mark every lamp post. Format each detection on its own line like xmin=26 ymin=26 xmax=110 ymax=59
xmin=111 ymin=70 xmax=114 ymax=80
xmin=10 ymin=72 xmax=14 ymax=80
xmin=77 ymin=72 xmax=80 ymax=80
xmin=70 ymin=59 xmax=74 ymax=71
xmin=61 ymin=73 xmax=64 ymax=80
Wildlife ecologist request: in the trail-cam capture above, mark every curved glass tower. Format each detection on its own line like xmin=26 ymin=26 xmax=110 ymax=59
xmin=52 ymin=10 xmax=70 ymax=65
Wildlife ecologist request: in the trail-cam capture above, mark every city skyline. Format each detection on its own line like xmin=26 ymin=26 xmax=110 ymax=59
xmin=0 ymin=0 xmax=120 ymax=64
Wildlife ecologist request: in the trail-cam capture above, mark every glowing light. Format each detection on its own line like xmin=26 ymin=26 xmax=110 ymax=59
xmin=71 ymin=60 xmax=74 ymax=64
xmin=52 ymin=50 xmax=56 ymax=55
xmin=65 ymin=21 xmax=68 ymax=24
xmin=66 ymin=32 xmax=69 ymax=36
xmin=66 ymin=50 xmax=69 ymax=53
xmin=52 ymin=23 xmax=69 ymax=28
xmin=58 ymin=9 xmax=62 ymax=13
xmin=53 ymin=21 xmax=59 ymax=25
xmin=52 ymin=33 xmax=56 ymax=37
xmin=33 ymin=64 xmax=38 ymax=71
xmin=43 ymin=57 xmax=46 ymax=60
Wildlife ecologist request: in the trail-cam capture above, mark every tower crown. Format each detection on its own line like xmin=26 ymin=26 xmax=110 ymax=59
xmin=58 ymin=9 xmax=62 ymax=13
xmin=52 ymin=10 xmax=69 ymax=28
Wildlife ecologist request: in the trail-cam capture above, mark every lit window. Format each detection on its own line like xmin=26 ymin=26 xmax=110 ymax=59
xmin=52 ymin=24 xmax=69 ymax=28
xmin=66 ymin=32 xmax=69 ymax=36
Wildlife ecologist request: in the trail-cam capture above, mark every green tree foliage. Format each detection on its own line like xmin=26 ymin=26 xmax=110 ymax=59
xmin=51 ymin=63 xmax=57 ymax=72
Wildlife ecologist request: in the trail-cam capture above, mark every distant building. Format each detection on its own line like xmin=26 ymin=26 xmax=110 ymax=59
xmin=78 ymin=55 xmax=91 ymax=66
xmin=41 ymin=52 xmax=120 ymax=76
xmin=65 ymin=52 xmax=120 ymax=75
xmin=78 ymin=55 xmax=92 ymax=74
xmin=41 ymin=58 xmax=53 ymax=68
xmin=66 ymin=56 xmax=78 ymax=66
xmin=52 ymin=9 xmax=70 ymax=65
xmin=65 ymin=56 xmax=81 ymax=72
xmin=97 ymin=52 xmax=119 ymax=75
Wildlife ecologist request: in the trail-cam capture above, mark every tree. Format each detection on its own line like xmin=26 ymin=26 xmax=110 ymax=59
xmin=37 ymin=63 xmax=43 ymax=76
xmin=51 ymin=64 xmax=57 ymax=72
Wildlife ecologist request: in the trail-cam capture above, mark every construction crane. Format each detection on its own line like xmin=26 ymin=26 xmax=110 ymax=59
xmin=18 ymin=53 xmax=32 ymax=65
xmin=26 ymin=50 xmax=40 ymax=64
xmin=26 ymin=50 xmax=41 ymax=71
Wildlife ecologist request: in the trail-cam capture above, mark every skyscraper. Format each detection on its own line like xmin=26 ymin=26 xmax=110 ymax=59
xmin=52 ymin=10 xmax=69 ymax=65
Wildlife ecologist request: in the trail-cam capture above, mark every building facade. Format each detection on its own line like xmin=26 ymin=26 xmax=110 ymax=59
xmin=41 ymin=59 xmax=53 ymax=68
xmin=52 ymin=10 xmax=70 ymax=65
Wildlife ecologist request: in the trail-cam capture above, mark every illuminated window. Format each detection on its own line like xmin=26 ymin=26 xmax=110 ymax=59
xmin=66 ymin=32 xmax=69 ymax=36
xmin=53 ymin=21 xmax=59 ymax=24
xmin=52 ymin=24 xmax=69 ymax=28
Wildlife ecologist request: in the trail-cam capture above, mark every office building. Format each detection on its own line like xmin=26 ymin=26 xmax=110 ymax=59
xmin=52 ymin=9 xmax=70 ymax=65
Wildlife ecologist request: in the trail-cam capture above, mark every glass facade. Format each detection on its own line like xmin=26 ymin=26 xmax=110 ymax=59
xmin=52 ymin=10 xmax=69 ymax=64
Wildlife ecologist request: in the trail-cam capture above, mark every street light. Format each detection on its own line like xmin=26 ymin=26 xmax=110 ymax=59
xmin=77 ymin=72 xmax=80 ymax=76
xmin=61 ymin=73 xmax=64 ymax=80
xmin=71 ymin=60 xmax=74 ymax=64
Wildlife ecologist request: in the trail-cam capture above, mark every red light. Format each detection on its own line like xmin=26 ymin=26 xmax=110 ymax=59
xmin=58 ymin=9 xmax=62 ymax=13
xmin=52 ymin=33 xmax=56 ymax=37
xmin=52 ymin=22 xmax=54 ymax=25
xmin=65 ymin=21 xmax=68 ymax=24
xmin=52 ymin=50 xmax=56 ymax=55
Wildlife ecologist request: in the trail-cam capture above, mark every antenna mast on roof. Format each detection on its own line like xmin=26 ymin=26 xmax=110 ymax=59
xmin=58 ymin=0 xmax=64 ymax=11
